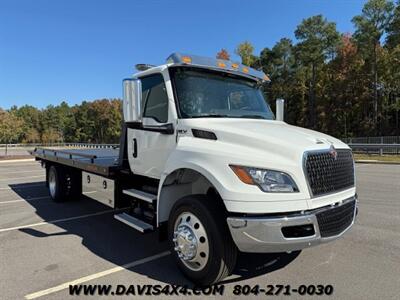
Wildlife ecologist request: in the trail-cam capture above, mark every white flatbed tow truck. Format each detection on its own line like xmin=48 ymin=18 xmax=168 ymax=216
xmin=32 ymin=53 xmax=357 ymax=285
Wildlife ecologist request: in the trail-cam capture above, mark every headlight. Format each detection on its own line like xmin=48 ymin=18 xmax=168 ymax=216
xmin=230 ymin=165 xmax=299 ymax=193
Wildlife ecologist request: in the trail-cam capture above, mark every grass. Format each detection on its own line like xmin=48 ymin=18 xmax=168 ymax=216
xmin=354 ymin=153 xmax=400 ymax=162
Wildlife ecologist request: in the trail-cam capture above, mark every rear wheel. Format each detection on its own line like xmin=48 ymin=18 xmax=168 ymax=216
xmin=168 ymin=195 xmax=237 ymax=286
xmin=48 ymin=165 xmax=67 ymax=202
xmin=47 ymin=165 xmax=81 ymax=202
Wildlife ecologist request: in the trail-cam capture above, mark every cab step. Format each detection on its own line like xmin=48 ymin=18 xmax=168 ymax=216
xmin=114 ymin=212 xmax=154 ymax=233
xmin=122 ymin=188 xmax=157 ymax=203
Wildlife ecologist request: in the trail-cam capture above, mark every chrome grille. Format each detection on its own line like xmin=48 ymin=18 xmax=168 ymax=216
xmin=304 ymin=149 xmax=354 ymax=197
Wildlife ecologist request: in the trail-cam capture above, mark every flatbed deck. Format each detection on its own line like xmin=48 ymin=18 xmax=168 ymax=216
xmin=31 ymin=147 xmax=122 ymax=177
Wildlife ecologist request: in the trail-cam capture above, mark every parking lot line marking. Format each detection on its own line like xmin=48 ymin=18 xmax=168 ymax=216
xmin=0 ymin=159 xmax=35 ymax=164
xmin=0 ymin=192 xmax=94 ymax=204
xmin=24 ymin=251 xmax=171 ymax=299
xmin=0 ymin=196 xmax=49 ymax=204
xmin=3 ymin=170 xmax=43 ymax=175
xmin=0 ymin=175 xmax=44 ymax=181
xmin=0 ymin=209 xmax=119 ymax=233
xmin=0 ymin=183 xmax=45 ymax=190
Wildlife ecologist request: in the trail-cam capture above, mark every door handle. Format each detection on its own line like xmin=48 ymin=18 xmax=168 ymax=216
xmin=132 ymin=138 xmax=137 ymax=158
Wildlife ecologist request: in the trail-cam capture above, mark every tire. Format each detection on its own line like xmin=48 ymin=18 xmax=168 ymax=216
xmin=48 ymin=165 xmax=68 ymax=202
xmin=168 ymin=195 xmax=237 ymax=286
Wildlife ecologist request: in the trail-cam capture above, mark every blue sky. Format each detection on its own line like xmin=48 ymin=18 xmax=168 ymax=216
xmin=0 ymin=0 xmax=367 ymax=109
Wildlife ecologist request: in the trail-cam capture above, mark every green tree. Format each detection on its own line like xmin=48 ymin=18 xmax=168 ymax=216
xmin=235 ymin=41 xmax=255 ymax=66
xmin=77 ymin=99 xmax=122 ymax=143
xmin=295 ymin=15 xmax=341 ymax=129
xmin=11 ymin=105 xmax=42 ymax=142
xmin=260 ymin=38 xmax=302 ymax=124
xmin=381 ymin=44 xmax=400 ymax=135
xmin=386 ymin=0 xmax=400 ymax=48
xmin=41 ymin=128 xmax=63 ymax=144
xmin=0 ymin=109 xmax=24 ymax=154
xmin=323 ymin=34 xmax=367 ymax=136
xmin=352 ymin=0 xmax=395 ymax=132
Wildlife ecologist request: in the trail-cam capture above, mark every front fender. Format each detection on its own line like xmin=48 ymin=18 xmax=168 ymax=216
xmin=160 ymin=156 xmax=226 ymax=198
xmin=157 ymin=138 xmax=314 ymax=220
xmin=156 ymin=150 xmax=229 ymax=224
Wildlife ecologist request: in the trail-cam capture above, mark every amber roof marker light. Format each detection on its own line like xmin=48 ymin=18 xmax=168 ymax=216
xmin=217 ymin=61 xmax=227 ymax=68
xmin=165 ymin=53 xmax=268 ymax=81
xmin=182 ymin=56 xmax=192 ymax=64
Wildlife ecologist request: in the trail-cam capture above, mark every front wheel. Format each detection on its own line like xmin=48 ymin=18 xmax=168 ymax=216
xmin=168 ymin=195 xmax=237 ymax=286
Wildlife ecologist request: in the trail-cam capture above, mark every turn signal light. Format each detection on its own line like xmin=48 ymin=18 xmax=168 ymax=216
xmin=230 ymin=166 xmax=254 ymax=185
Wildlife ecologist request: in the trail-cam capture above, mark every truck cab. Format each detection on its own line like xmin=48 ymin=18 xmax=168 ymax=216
xmin=34 ymin=53 xmax=357 ymax=285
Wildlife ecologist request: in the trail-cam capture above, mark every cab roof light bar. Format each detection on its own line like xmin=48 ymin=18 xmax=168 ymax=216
xmin=166 ymin=53 xmax=270 ymax=82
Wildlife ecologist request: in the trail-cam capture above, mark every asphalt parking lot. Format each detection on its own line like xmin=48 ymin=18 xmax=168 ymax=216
xmin=0 ymin=147 xmax=33 ymax=158
xmin=0 ymin=160 xmax=399 ymax=299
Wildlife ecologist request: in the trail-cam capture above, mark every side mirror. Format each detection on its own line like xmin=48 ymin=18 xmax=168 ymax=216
xmin=123 ymin=79 xmax=142 ymax=122
xmin=276 ymin=98 xmax=284 ymax=121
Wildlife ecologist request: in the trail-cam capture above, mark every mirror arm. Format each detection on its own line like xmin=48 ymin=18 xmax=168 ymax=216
xmin=125 ymin=122 xmax=175 ymax=135
xmin=142 ymin=123 xmax=175 ymax=135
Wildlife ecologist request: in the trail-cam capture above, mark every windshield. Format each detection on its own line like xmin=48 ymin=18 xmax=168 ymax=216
xmin=170 ymin=67 xmax=274 ymax=120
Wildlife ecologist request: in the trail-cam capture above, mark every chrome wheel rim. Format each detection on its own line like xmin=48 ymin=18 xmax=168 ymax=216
xmin=173 ymin=211 xmax=209 ymax=271
xmin=49 ymin=170 xmax=56 ymax=198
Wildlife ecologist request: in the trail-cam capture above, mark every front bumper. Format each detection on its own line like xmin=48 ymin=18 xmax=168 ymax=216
xmin=227 ymin=196 xmax=357 ymax=253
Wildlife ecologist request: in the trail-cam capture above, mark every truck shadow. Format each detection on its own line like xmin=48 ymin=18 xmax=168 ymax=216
xmin=10 ymin=182 xmax=301 ymax=287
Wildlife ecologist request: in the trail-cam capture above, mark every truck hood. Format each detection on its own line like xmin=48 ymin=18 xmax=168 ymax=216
xmin=180 ymin=118 xmax=349 ymax=163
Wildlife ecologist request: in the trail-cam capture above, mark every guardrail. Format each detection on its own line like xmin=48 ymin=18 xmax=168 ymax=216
xmin=0 ymin=143 xmax=119 ymax=156
xmin=63 ymin=143 xmax=119 ymax=149
xmin=0 ymin=143 xmax=118 ymax=148
xmin=343 ymin=136 xmax=400 ymax=155
xmin=1 ymin=142 xmax=399 ymax=156
xmin=348 ymin=143 xmax=400 ymax=155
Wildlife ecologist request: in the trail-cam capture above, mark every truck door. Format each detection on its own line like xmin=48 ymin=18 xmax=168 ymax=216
xmin=127 ymin=73 xmax=176 ymax=178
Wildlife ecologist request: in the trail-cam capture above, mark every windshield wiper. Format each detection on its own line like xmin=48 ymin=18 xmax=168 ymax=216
xmin=189 ymin=114 xmax=267 ymax=119
xmin=190 ymin=114 xmax=231 ymax=118
xmin=239 ymin=115 xmax=266 ymax=119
